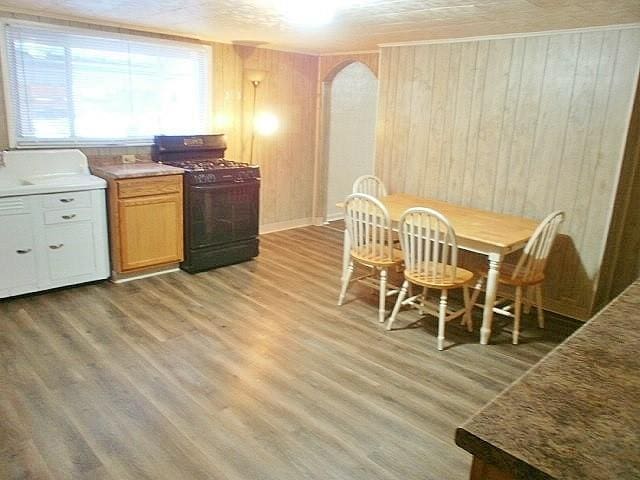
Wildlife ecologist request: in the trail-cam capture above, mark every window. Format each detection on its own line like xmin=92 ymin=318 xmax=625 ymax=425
xmin=2 ymin=21 xmax=212 ymax=147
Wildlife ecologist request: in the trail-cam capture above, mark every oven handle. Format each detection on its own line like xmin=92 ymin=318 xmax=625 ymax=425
xmin=191 ymin=180 xmax=260 ymax=190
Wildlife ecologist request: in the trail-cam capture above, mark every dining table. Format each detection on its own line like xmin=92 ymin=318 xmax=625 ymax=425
xmin=338 ymin=193 xmax=539 ymax=345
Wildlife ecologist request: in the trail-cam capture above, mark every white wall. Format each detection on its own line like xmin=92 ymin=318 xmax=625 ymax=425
xmin=325 ymin=62 xmax=378 ymax=220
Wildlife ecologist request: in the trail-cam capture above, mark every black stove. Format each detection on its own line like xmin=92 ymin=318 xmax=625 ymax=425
xmin=153 ymin=134 xmax=260 ymax=273
xmin=168 ymin=159 xmax=261 ymax=186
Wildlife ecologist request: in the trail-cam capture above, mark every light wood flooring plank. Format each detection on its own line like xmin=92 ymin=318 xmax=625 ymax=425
xmin=0 ymin=225 xmax=579 ymax=480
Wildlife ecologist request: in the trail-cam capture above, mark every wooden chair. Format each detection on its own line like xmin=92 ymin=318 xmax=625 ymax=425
xmin=352 ymin=175 xmax=387 ymax=198
xmin=338 ymin=193 xmax=403 ymax=323
xmin=470 ymin=210 xmax=565 ymax=344
xmin=386 ymin=207 xmax=474 ymax=351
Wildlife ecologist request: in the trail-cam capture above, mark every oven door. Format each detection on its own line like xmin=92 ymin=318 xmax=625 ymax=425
xmin=187 ymin=181 xmax=259 ymax=249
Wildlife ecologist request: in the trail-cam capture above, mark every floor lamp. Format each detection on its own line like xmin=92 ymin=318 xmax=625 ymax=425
xmin=246 ymin=69 xmax=267 ymax=165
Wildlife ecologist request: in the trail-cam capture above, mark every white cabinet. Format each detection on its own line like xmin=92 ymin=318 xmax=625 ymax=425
xmin=0 ymin=190 xmax=109 ymax=298
xmin=0 ymin=213 xmax=37 ymax=292
xmin=44 ymin=223 xmax=96 ymax=280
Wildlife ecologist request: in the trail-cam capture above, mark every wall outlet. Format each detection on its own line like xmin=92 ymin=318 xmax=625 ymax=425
xmin=121 ymin=154 xmax=137 ymax=163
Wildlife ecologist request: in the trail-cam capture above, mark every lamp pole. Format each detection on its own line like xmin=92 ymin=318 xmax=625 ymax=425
xmin=249 ymin=79 xmax=260 ymax=165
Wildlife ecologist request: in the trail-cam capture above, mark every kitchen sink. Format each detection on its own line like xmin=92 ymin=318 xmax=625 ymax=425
xmin=0 ymin=150 xmax=106 ymax=197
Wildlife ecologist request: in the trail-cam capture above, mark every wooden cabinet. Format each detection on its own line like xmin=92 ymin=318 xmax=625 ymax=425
xmin=106 ymin=174 xmax=183 ymax=278
xmin=118 ymin=193 xmax=183 ymax=271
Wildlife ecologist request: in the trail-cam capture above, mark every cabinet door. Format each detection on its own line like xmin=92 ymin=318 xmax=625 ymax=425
xmin=118 ymin=193 xmax=183 ymax=271
xmin=44 ymin=223 xmax=96 ymax=280
xmin=0 ymin=214 xmax=37 ymax=291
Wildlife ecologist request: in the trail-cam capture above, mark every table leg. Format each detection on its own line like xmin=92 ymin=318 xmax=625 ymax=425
xmin=480 ymin=253 xmax=502 ymax=345
xmin=342 ymin=228 xmax=351 ymax=282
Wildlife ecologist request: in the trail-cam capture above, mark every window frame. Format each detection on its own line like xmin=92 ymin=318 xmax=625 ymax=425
xmin=0 ymin=18 xmax=213 ymax=148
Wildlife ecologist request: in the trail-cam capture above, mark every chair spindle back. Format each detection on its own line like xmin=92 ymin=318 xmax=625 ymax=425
xmin=352 ymin=175 xmax=387 ymax=199
xmin=343 ymin=193 xmax=393 ymax=261
xmin=512 ymin=210 xmax=565 ymax=282
xmin=398 ymin=207 xmax=459 ymax=282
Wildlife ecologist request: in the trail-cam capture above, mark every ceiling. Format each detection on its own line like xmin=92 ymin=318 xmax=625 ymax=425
xmin=0 ymin=0 xmax=639 ymax=53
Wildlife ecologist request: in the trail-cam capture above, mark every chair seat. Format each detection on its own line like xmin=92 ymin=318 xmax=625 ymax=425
xmin=405 ymin=264 xmax=474 ymax=289
xmin=477 ymin=263 xmax=544 ymax=286
xmin=351 ymin=247 xmax=404 ymax=267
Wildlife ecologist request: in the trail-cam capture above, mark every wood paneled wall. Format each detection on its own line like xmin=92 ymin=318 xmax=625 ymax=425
xmin=376 ymin=27 xmax=640 ymax=319
xmin=239 ymin=46 xmax=319 ymax=226
xmin=0 ymin=11 xmax=318 ymax=230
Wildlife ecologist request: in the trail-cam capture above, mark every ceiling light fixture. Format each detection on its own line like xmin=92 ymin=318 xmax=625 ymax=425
xmin=275 ymin=0 xmax=341 ymax=27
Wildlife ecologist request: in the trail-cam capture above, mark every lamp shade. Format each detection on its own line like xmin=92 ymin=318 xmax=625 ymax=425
xmin=246 ymin=69 xmax=267 ymax=84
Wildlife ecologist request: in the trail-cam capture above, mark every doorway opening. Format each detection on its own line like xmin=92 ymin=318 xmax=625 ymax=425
xmin=323 ymin=62 xmax=378 ymax=222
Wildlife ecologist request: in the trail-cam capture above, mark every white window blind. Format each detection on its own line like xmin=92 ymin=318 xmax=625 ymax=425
xmin=3 ymin=22 xmax=212 ymax=147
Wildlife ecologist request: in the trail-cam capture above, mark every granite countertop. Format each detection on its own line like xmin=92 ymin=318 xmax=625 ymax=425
xmin=90 ymin=162 xmax=184 ymax=180
xmin=455 ymin=279 xmax=640 ymax=480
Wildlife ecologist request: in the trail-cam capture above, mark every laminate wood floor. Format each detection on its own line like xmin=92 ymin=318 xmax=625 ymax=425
xmin=0 ymin=225 xmax=580 ymax=480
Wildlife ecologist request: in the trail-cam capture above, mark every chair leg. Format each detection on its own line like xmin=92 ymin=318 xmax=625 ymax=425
xmin=513 ymin=286 xmax=523 ymax=345
xmin=386 ymin=280 xmax=409 ymax=331
xmin=470 ymin=277 xmax=484 ymax=307
xmin=378 ymin=268 xmax=388 ymax=323
xmin=437 ymin=290 xmax=448 ymax=351
xmin=535 ymin=284 xmax=545 ymax=328
xmin=523 ymin=286 xmax=533 ymax=314
xmin=419 ymin=287 xmax=428 ymax=314
xmin=338 ymin=261 xmax=354 ymax=306
xmin=462 ymin=285 xmax=473 ymax=332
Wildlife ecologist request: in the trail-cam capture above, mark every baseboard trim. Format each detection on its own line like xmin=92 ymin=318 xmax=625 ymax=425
xmin=260 ymin=217 xmax=313 ymax=234
xmin=325 ymin=212 xmax=344 ymax=222
xmin=111 ymin=266 xmax=180 ymax=283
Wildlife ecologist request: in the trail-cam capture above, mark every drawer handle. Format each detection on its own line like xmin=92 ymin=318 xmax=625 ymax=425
xmin=49 ymin=243 xmax=64 ymax=250
xmin=62 ymin=214 xmax=76 ymax=220
xmin=60 ymin=198 xmax=75 ymax=203
xmin=16 ymin=248 xmax=32 ymax=254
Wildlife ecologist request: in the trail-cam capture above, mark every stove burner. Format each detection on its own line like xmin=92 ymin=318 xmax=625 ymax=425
xmin=161 ymin=158 xmax=248 ymax=171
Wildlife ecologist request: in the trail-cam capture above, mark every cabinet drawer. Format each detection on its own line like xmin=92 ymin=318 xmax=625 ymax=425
xmin=42 ymin=191 xmax=92 ymax=209
xmin=117 ymin=175 xmax=182 ymax=199
xmin=0 ymin=196 xmax=31 ymax=215
xmin=44 ymin=208 xmax=93 ymax=225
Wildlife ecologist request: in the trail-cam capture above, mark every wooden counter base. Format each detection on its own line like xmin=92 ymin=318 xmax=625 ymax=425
xmin=470 ymin=457 xmax=514 ymax=480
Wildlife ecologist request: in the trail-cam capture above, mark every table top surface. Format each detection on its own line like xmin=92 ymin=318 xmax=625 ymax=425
xmin=339 ymin=193 xmax=539 ymax=249
xmin=455 ymin=279 xmax=640 ymax=480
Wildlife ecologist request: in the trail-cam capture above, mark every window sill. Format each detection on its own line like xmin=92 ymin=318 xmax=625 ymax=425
xmin=12 ymin=142 xmax=155 ymax=150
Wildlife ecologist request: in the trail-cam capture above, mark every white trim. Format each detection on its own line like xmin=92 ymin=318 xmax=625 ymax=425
xmin=260 ymin=217 xmax=313 ymax=234
xmin=13 ymin=140 xmax=156 ymax=149
xmin=325 ymin=212 xmax=344 ymax=222
xmin=378 ymin=23 xmax=640 ymax=48
xmin=319 ymin=49 xmax=378 ymax=56
xmin=0 ymin=7 xmax=209 ymax=44
xmin=111 ymin=267 xmax=180 ymax=283
xmin=0 ymin=21 xmax=14 ymax=148
xmin=1 ymin=17 xmax=214 ymax=49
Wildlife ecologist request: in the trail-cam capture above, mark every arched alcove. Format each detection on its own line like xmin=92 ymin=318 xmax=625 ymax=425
xmin=321 ymin=61 xmax=378 ymax=222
